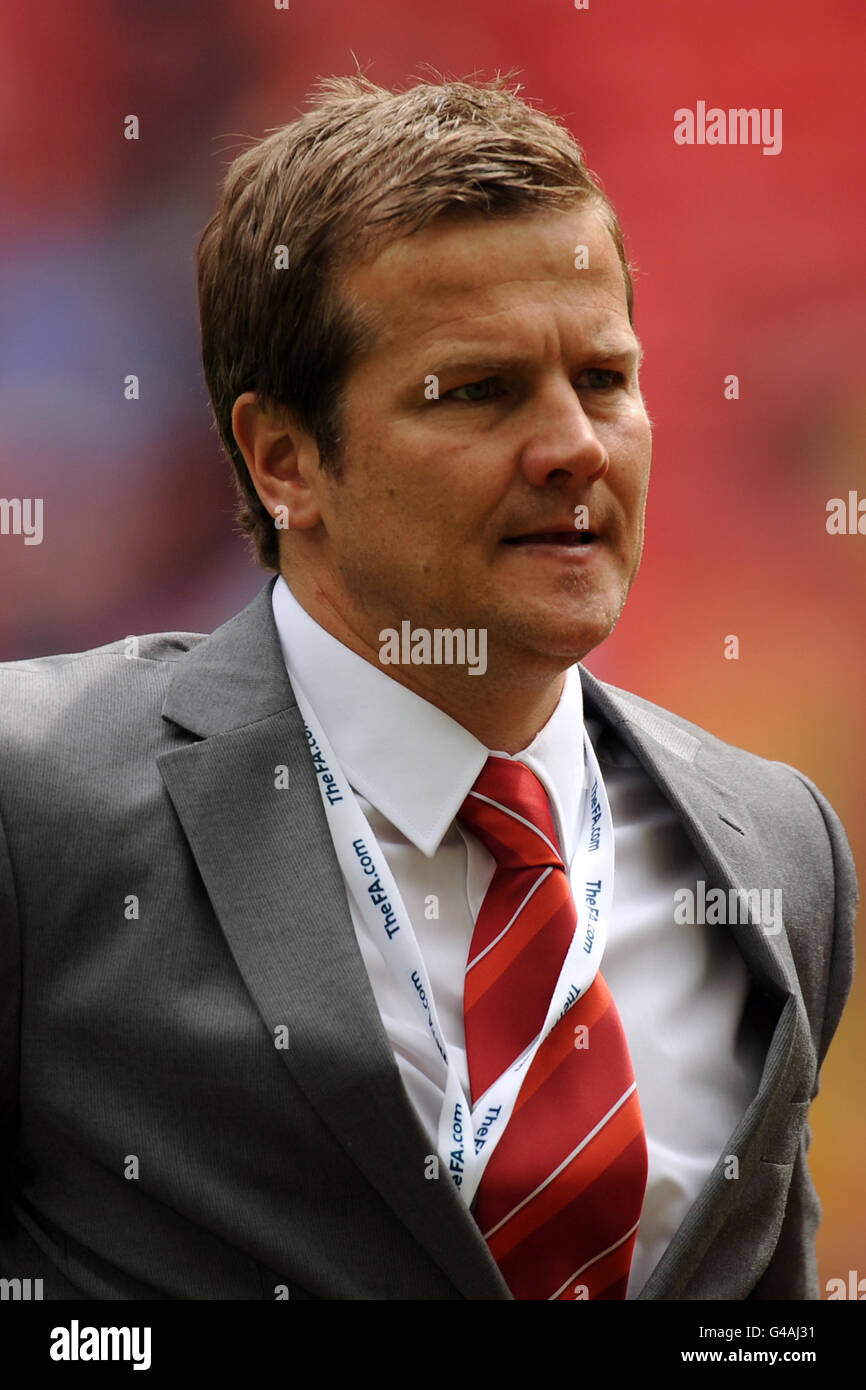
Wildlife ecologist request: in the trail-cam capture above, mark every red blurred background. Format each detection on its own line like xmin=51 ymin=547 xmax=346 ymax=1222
xmin=1 ymin=0 xmax=863 ymax=1294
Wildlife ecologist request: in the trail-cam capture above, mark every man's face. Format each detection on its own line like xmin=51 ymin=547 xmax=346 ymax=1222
xmin=303 ymin=204 xmax=652 ymax=676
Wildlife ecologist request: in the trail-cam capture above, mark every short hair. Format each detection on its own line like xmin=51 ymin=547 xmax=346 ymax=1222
xmin=196 ymin=71 xmax=635 ymax=571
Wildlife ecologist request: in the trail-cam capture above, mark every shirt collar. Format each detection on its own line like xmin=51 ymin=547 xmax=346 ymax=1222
xmin=271 ymin=576 xmax=586 ymax=861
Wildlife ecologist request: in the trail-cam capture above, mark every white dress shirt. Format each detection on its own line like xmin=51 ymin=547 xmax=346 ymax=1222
xmin=271 ymin=576 xmax=763 ymax=1297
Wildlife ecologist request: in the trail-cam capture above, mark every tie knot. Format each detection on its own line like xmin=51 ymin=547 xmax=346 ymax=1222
xmin=457 ymin=756 xmax=564 ymax=870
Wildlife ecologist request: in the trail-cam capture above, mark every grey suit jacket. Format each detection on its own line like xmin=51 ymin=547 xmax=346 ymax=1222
xmin=0 ymin=579 xmax=856 ymax=1299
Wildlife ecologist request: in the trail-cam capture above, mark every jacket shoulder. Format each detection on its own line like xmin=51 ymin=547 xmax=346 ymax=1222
xmin=0 ymin=631 xmax=208 ymax=761
xmin=587 ymin=671 xmax=857 ymax=1065
xmin=588 ymin=674 xmax=769 ymax=768
xmin=0 ymin=629 xmax=207 ymax=675
xmin=0 ymin=629 xmax=207 ymax=695
xmin=587 ymin=672 xmax=838 ymax=801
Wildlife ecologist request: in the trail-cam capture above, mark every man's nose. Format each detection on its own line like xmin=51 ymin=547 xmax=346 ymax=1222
xmin=516 ymin=381 xmax=609 ymax=488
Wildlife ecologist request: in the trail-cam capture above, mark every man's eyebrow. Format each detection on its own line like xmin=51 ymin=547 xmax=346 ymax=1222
xmin=425 ymin=339 xmax=644 ymax=379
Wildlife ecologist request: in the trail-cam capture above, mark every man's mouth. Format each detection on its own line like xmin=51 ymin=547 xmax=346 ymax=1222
xmin=503 ymin=530 xmax=598 ymax=546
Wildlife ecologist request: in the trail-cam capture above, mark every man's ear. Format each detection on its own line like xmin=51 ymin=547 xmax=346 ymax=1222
xmin=231 ymin=393 xmax=323 ymax=531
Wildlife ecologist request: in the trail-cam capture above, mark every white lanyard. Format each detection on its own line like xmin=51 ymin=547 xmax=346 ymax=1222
xmin=290 ymin=673 xmax=615 ymax=1208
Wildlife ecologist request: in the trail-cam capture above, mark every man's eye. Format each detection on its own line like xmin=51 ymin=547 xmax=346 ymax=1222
xmin=448 ymin=377 xmax=501 ymax=402
xmin=445 ymin=369 xmax=624 ymax=402
xmin=578 ymin=368 xmax=625 ymax=389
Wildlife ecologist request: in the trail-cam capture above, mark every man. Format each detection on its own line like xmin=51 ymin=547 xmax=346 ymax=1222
xmin=0 ymin=74 xmax=856 ymax=1301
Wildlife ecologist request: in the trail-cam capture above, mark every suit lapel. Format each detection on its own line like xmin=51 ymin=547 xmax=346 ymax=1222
xmin=579 ymin=666 xmax=816 ymax=1298
xmin=156 ymin=581 xmax=509 ymax=1300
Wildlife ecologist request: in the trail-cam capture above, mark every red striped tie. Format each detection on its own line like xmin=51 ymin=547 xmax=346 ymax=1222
xmin=458 ymin=756 xmax=648 ymax=1300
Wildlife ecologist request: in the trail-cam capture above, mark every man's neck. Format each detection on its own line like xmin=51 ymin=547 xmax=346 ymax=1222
xmin=377 ymin=660 xmax=566 ymax=755
xmin=282 ymin=572 xmax=567 ymax=754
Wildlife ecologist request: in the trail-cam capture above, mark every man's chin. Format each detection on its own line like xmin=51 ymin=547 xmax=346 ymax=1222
xmin=488 ymin=613 xmax=621 ymax=675
xmin=489 ymin=576 xmax=629 ymax=654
